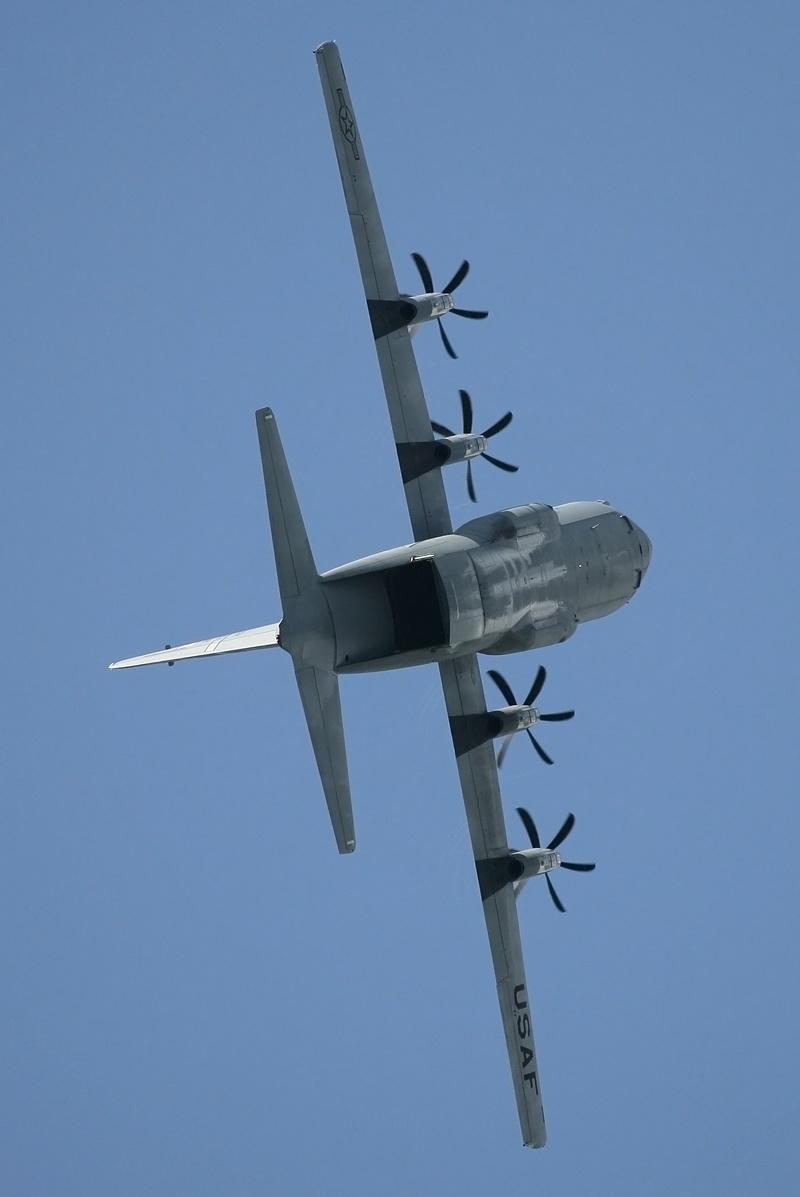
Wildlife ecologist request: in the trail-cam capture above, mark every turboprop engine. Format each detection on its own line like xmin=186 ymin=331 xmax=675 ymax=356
xmin=400 ymin=291 xmax=454 ymax=327
xmin=485 ymin=705 xmax=543 ymax=738
xmin=508 ymin=848 xmax=561 ymax=882
xmin=431 ymin=432 xmax=487 ymax=465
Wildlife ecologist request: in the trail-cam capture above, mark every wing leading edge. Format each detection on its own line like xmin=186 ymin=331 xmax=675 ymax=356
xmin=315 ymin=40 xmax=452 ymax=544
xmin=439 ymin=655 xmax=547 ymax=1149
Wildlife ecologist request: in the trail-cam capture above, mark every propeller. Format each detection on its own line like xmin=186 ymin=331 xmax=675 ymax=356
xmin=411 ymin=253 xmax=488 ymax=358
xmin=516 ymin=807 xmax=595 ymax=912
xmin=431 ymin=390 xmax=518 ymax=502
xmin=487 ymin=666 xmax=574 ymax=767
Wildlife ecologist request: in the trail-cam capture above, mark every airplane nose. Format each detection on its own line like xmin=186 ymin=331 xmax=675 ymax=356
xmin=635 ymin=524 xmax=652 ymax=572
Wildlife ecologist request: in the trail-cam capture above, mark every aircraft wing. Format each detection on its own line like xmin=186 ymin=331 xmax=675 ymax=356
xmin=439 ymin=654 xmax=547 ymax=1149
xmin=315 ymin=41 xmax=452 ymax=543
xmin=317 ymin=42 xmax=543 ymax=1145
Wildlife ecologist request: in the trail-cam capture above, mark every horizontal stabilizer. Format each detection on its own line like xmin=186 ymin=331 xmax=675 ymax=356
xmin=256 ymin=407 xmax=356 ymax=852
xmin=294 ymin=665 xmax=355 ymax=854
xmin=257 ymin=408 xmax=318 ymax=603
xmin=109 ymin=623 xmax=281 ymax=670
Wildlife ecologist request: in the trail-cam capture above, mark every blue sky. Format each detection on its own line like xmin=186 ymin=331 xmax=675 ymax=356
xmin=3 ymin=2 xmax=799 ymax=1193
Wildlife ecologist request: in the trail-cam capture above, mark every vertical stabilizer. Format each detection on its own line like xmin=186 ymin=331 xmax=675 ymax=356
xmin=256 ymin=408 xmax=356 ymax=853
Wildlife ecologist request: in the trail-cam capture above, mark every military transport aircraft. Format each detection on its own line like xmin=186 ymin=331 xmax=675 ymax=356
xmin=110 ymin=41 xmax=651 ymax=1149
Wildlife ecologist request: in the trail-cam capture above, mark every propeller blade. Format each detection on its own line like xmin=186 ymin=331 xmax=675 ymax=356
xmin=466 ymin=459 xmax=477 ymax=503
xmin=436 ymin=392 xmax=514 ymax=490
xmin=482 ymin=452 xmax=519 ymax=473
xmin=443 ymin=259 xmax=470 ymax=294
xmin=524 ymin=666 xmax=547 ymax=707
xmin=545 ymin=873 xmax=566 ymax=912
xmin=411 ymin=252 xmax=434 ymax=294
xmin=451 ymin=307 xmax=489 ymax=320
xmin=487 ymin=669 xmax=517 ymax=708
xmin=496 ymin=734 xmax=514 ymax=769
xmin=459 ymin=389 xmax=474 ymax=434
xmin=547 ymin=812 xmax=575 ymax=851
xmin=437 ymin=318 xmax=458 ymax=359
xmin=515 ymin=810 xmax=593 ymax=910
xmin=516 ymin=807 xmax=540 ymax=849
xmin=481 ymin=411 xmax=513 ymax=439
xmin=539 ymin=710 xmax=575 ymax=722
xmin=527 ymin=732 xmax=554 ymax=765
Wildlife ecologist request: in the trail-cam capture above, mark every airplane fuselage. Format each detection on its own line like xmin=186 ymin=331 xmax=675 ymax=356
xmin=280 ymin=499 xmax=651 ymax=675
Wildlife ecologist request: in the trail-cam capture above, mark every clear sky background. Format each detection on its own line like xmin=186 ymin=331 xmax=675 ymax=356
xmin=3 ymin=2 xmax=799 ymax=1194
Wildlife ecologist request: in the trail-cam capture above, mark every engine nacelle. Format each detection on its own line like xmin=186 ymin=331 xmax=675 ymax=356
xmin=401 ymin=292 xmax=454 ymax=327
xmin=485 ymin=704 xmax=540 ymax=737
xmin=433 ymin=433 xmax=487 ymax=465
xmin=508 ymin=848 xmax=560 ymax=882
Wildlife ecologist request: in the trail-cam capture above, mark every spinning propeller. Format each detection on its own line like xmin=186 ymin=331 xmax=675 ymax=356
xmin=487 ymin=666 xmax=574 ymax=767
xmin=431 ymin=390 xmax=518 ymax=502
xmin=515 ymin=808 xmax=595 ymax=912
xmin=411 ymin=253 xmax=488 ymax=359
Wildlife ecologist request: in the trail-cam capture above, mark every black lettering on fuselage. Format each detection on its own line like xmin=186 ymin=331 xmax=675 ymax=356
xmin=513 ymin=983 xmax=527 ymax=1011
xmin=517 ymin=1013 xmax=531 ymax=1039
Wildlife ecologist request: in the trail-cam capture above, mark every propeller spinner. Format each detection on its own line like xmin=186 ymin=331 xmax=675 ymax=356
xmin=515 ymin=808 xmax=595 ymax=912
xmin=432 ymin=390 xmax=518 ymax=503
xmin=411 ymin=253 xmax=488 ymax=359
xmin=487 ymin=667 xmax=574 ymax=766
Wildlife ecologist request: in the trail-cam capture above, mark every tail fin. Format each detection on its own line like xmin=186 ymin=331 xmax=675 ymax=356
xmin=256 ymin=408 xmax=356 ymax=853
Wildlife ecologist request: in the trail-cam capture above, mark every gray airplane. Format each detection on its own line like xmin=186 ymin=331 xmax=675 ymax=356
xmin=110 ymin=41 xmax=652 ymax=1148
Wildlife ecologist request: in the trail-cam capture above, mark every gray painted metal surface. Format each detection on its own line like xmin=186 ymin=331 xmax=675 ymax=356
xmin=439 ymin=655 xmax=547 ymax=1147
xmin=108 ymin=624 xmax=280 ymax=670
xmin=256 ymin=407 xmax=355 ymax=854
xmin=314 ymin=40 xmax=452 ymax=543
xmin=314 ymin=41 xmax=548 ymax=1143
xmin=110 ymin=41 xmax=652 ymax=1150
